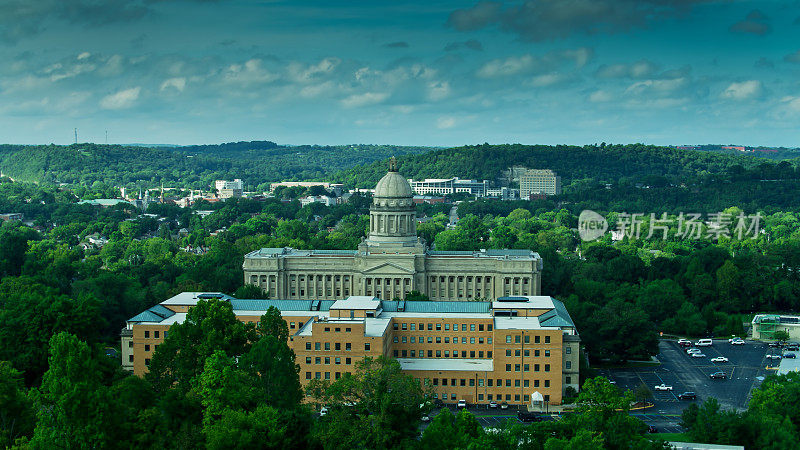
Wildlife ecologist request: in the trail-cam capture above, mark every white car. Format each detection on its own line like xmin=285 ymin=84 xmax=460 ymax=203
xmin=320 ymin=407 xmax=328 ymax=416
xmin=767 ymin=354 xmax=781 ymax=360
xmin=711 ymin=356 xmax=729 ymax=363
xmin=654 ymin=384 xmax=673 ymax=391
xmin=690 ymin=352 xmax=706 ymax=358
xmin=678 ymin=338 xmax=692 ymax=345
xmin=457 ymin=400 xmax=467 ymax=409
xmin=731 ymin=339 xmax=745 ymax=346
xmin=687 ymin=348 xmax=701 ymax=354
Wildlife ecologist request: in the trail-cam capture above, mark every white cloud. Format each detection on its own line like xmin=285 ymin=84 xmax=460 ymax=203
xmin=529 ymin=73 xmax=567 ymax=87
xmin=340 ymin=92 xmax=388 ymax=108
xmin=100 ymin=87 xmax=140 ymax=109
xmin=626 ymin=77 xmax=688 ymax=95
xmin=589 ymin=90 xmax=613 ymax=102
xmin=426 ymin=81 xmax=451 ymax=101
xmin=476 ymin=48 xmax=593 ymax=79
xmin=288 ymin=57 xmax=340 ymax=83
xmin=160 ymin=77 xmax=186 ymax=92
xmin=436 ymin=116 xmax=457 ymax=129
xmin=477 ymin=55 xmax=534 ymax=78
xmin=224 ymin=59 xmax=279 ymax=85
xmin=721 ymin=80 xmax=763 ymax=100
xmin=77 ymin=52 xmax=91 ymax=60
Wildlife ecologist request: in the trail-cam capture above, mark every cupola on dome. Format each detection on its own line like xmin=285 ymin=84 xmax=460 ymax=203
xmin=373 ymin=157 xmax=413 ymax=198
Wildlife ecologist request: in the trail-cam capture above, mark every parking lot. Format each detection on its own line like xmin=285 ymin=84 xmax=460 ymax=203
xmin=597 ymin=338 xmax=771 ymax=430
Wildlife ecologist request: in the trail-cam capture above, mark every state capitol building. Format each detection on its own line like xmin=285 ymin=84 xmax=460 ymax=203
xmin=122 ymin=160 xmax=580 ymax=408
xmin=242 ymin=158 xmax=543 ymax=302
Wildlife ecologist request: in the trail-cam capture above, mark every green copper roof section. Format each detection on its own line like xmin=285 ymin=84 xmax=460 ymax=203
xmin=230 ymin=299 xmax=336 ymax=312
xmin=128 ymin=304 xmax=176 ymax=323
xmin=381 ymin=300 xmax=491 ymax=314
xmin=538 ymin=298 xmax=576 ymax=329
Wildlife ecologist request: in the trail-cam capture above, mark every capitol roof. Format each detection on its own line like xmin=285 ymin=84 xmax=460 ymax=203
xmin=374 ymin=170 xmax=413 ymax=198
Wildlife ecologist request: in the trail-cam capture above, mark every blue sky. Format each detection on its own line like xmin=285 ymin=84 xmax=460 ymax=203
xmin=1 ymin=0 xmax=799 ymax=146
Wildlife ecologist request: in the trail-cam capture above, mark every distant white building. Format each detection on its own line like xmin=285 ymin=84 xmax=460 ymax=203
xmin=519 ymin=169 xmax=562 ymax=197
xmin=299 ymin=195 xmax=337 ymax=207
xmin=485 ymin=187 xmax=518 ymax=201
xmin=752 ymin=314 xmax=800 ymax=341
xmin=408 ymin=177 xmax=489 ymax=196
xmin=215 ymin=179 xmax=243 ymax=199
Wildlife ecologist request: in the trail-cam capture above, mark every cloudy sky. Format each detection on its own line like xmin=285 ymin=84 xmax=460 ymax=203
xmin=1 ymin=0 xmax=799 ymax=146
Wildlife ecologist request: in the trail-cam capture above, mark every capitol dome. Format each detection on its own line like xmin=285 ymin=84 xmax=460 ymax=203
xmin=373 ymin=157 xmax=413 ymax=199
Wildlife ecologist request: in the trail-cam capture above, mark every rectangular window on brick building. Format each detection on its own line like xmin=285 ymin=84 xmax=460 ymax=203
xmin=144 ymin=331 xmax=149 ymax=338
xmin=545 ymin=336 xmax=551 ymax=343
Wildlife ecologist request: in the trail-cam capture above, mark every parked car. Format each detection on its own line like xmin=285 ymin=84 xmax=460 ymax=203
xmin=690 ymin=352 xmax=706 ymax=358
xmin=654 ymin=383 xmax=673 ymax=391
xmin=769 ymin=342 xmax=783 ymax=348
xmin=421 ymin=414 xmax=430 ymax=422
xmin=786 ymin=343 xmax=800 ymax=351
xmin=320 ymin=406 xmax=328 ymax=416
xmin=783 ymin=353 xmax=796 ymax=359
xmin=647 ymin=425 xmax=658 ymax=433
xmin=517 ymin=411 xmax=542 ymax=422
xmin=489 ymin=400 xmax=498 ymax=408
xmin=500 ymin=402 xmax=509 ymax=410
xmin=767 ymin=354 xmax=782 ymax=360
xmin=678 ymin=338 xmax=692 ymax=346
xmin=457 ymin=400 xmax=467 ymax=408
xmin=711 ymin=356 xmax=729 ymax=363
xmin=687 ymin=348 xmax=701 ymax=354
xmin=695 ymin=338 xmax=713 ymax=346
xmin=731 ymin=339 xmax=745 ymax=346
xmin=677 ymin=392 xmax=697 ymax=400
xmin=710 ymin=371 xmax=727 ymax=379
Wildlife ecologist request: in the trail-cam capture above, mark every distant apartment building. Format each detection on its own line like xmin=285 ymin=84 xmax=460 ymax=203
xmin=122 ymin=292 xmax=580 ymax=407
xmin=215 ymin=179 xmax=244 ymax=199
xmin=408 ymin=178 xmax=489 ymax=197
xmin=519 ymin=169 xmax=562 ymax=198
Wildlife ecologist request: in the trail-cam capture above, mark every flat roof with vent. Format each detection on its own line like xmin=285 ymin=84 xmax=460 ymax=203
xmin=492 ymin=296 xmax=555 ymax=310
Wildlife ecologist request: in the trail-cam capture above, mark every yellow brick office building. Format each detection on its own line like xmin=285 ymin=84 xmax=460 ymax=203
xmin=242 ymin=158 xmax=543 ymax=301
xmin=122 ymin=292 xmax=580 ymax=406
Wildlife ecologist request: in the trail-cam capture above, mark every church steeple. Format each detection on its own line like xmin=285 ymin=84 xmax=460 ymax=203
xmin=388 ymin=156 xmax=398 ymax=172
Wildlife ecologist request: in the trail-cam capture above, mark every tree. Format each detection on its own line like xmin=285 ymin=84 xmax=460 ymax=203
xmin=233 ymin=283 xmax=270 ymax=299
xmin=147 ymin=298 xmax=256 ymax=393
xmin=0 ymin=361 xmax=34 ymax=447
xmin=565 ymin=377 xmax=662 ymax=450
xmin=30 ymin=332 xmax=110 ymax=448
xmin=308 ymin=356 xmax=426 ymax=449
xmin=419 ymin=408 xmax=487 ymax=450
xmin=204 ymin=405 xmax=313 ymax=450
xmin=774 ymin=330 xmax=790 ymax=344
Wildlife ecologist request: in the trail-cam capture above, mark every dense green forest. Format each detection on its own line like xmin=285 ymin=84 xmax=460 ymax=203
xmin=0 ymin=142 xmax=431 ymax=191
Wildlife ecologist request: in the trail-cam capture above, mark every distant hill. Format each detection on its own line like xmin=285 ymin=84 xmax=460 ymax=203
xmin=334 ymin=143 xmax=781 ymax=187
xmin=0 ymin=142 xmax=433 ymax=189
xmin=333 ymin=143 xmax=800 ymax=213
